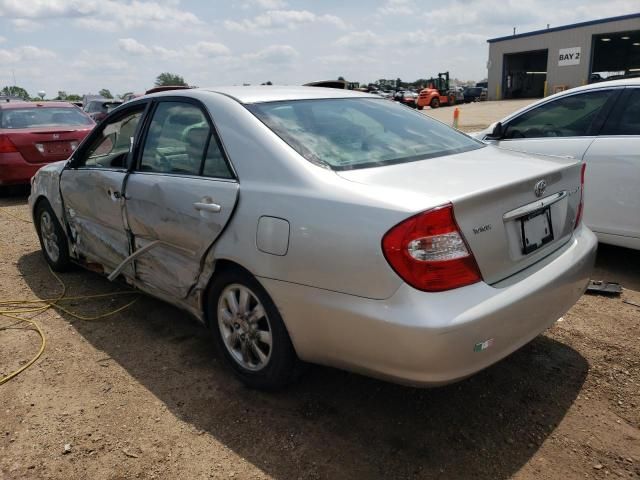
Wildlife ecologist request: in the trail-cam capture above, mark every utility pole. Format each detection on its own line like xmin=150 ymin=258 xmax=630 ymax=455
xmin=11 ymin=70 xmax=17 ymax=96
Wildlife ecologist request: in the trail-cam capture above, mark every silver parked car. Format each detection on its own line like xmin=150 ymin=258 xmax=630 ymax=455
xmin=29 ymin=86 xmax=597 ymax=389
xmin=475 ymin=78 xmax=640 ymax=250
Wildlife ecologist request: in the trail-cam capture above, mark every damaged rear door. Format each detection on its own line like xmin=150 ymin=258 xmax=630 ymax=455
xmin=123 ymin=99 xmax=238 ymax=298
xmin=60 ymin=103 xmax=147 ymax=273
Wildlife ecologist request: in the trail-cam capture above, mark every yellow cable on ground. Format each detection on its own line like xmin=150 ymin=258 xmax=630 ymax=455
xmin=0 ymin=266 xmax=138 ymax=386
xmin=0 ymin=314 xmax=46 ymax=386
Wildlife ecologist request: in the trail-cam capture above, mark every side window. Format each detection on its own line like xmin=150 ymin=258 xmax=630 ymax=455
xmin=202 ymin=137 xmax=233 ymax=179
xmin=139 ymin=101 xmax=232 ymax=178
xmin=79 ymin=108 xmax=144 ymax=168
xmin=503 ymin=90 xmax=613 ymax=139
xmin=601 ymin=89 xmax=640 ymax=136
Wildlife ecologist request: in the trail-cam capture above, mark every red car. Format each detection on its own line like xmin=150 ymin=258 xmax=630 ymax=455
xmin=393 ymin=90 xmax=418 ymax=108
xmin=0 ymin=101 xmax=95 ymax=186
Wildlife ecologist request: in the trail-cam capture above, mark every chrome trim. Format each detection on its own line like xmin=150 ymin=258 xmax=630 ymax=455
xmin=503 ymin=191 xmax=568 ymax=221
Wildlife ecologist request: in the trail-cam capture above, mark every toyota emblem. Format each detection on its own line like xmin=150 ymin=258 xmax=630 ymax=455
xmin=534 ymin=180 xmax=547 ymax=197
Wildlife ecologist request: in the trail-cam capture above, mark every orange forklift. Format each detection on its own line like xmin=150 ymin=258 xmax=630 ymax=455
xmin=416 ymin=72 xmax=458 ymax=109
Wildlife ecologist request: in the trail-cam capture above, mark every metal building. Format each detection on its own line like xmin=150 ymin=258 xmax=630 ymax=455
xmin=486 ymin=13 xmax=640 ymax=100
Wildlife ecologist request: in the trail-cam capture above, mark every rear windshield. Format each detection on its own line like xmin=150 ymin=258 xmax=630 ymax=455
xmin=0 ymin=107 xmax=93 ymax=129
xmin=247 ymin=98 xmax=482 ymax=170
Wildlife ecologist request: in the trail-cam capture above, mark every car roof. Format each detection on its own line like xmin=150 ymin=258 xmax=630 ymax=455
xmin=0 ymin=101 xmax=78 ymax=110
xmin=567 ymin=77 xmax=640 ymax=91
xmin=149 ymin=85 xmax=375 ymax=104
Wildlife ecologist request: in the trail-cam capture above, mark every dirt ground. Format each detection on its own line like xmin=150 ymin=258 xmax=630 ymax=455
xmin=422 ymin=99 xmax=534 ymax=131
xmin=1 ymin=110 xmax=639 ymax=478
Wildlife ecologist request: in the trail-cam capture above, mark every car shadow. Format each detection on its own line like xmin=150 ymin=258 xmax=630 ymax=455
xmin=17 ymin=250 xmax=588 ymax=480
xmin=592 ymin=243 xmax=640 ymax=292
xmin=0 ymin=185 xmax=30 ymax=205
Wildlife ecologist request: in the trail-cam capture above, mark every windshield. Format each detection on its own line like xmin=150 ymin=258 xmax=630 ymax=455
xmin=104 ymin=102 xmax=122 ymax=113
xmin=0 ymin=107 xmax=93 ymax=129
xmin=247 ymin=98 xmax=482 ymax=170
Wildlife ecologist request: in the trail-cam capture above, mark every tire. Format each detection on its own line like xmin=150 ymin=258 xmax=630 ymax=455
xmin=207 ymin=268 xmax=303 ymax=390
xmin=430 ymin=97 xmax=440 ymax=108
xmin=417 ymin=104 xmax=424 ymax=110
xmin=35 ymin=200 xmax=71 ymax=272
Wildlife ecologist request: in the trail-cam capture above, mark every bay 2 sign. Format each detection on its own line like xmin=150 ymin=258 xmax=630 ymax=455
xmin=558 ymin=47 xmax=581 ymax=66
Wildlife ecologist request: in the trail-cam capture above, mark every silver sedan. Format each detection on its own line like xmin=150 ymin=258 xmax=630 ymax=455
xmin=29 ymin=86 xmax=597 ymax=389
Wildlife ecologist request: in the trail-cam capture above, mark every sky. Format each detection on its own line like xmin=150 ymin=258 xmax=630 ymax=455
xmin=0 ymin=0 xmax=638 ymax=97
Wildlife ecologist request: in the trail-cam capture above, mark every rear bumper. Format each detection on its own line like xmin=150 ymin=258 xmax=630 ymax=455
xmin=0 ymin=153 xmax=44 ymax=185
xmin=261 ymin=225 xmax=597 ymax=386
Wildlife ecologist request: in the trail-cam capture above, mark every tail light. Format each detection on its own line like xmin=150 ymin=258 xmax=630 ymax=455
xmin=574 ymin=163 xmax=586 ymax=229
xmin=0 ymin=135 xmax=18 ymax=153
xmin=382 ymin=203 xmax=482 ymax=292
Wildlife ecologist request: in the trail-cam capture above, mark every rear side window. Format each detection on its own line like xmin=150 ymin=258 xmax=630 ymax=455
xmin=503 ymin=90 xmax=613 ymax=139
xmin=601 ymin=89 xmax=640 ymax=136
xmin=139 ymin=101 xmax=232 ymax=178
xmin=247 ymin=98 xmax=482 ymax=170
xmin=0 ymin=107 xmax=93 ymax=129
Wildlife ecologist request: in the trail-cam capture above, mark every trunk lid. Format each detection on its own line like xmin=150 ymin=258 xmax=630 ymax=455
xmin=336 ymin=145 xmax=583 ymax=284
xmin=6 ymin=126 xmax=92 ymax=164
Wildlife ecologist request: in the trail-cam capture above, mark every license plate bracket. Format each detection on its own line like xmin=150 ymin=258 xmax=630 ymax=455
xmin=520 ymin=207 xmax=554 ymax=254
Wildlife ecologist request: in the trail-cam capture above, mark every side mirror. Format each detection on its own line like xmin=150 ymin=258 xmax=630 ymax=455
xmin=485 ymin=121 xmax=503 ymax=140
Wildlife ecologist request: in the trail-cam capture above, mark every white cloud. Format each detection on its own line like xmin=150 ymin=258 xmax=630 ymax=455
xmin=335 ymin=30 xmax=383 ymax=49
xmin=377 ymin=0 xmax=415 ymax=16
xmin=118 ymin=38 xmax=151 ymax=55
xmin=0 ymin=45 xmax=56 ymax=63
xmin=117 ymin=39 xmax=230 ymax=60
xmin=335 ymin=28 xmax=486 ymax=51
xmin=0 ymin=0 xmax=98 ymax=18
xmin=243 ymin=44 xmax=299 ymax=63
xmin=318 ymin=54 xmax=376 ymax=65
xmin=0 ymin=0 xmax=202 ymax=30
xmin=70 ymin=52 xmax=129 ymax=72
xmin=11 ymin=18 xmax=41 ymax=31
xmin=0 ymin=36 xmax=5 ymax=43
xmin=244 ymin=0 xmax=288 ymax=8
xmin=192 ymin=41 xmax=231 ymax=57
xmin=396 ymin=30 xmax=487 ymax=47
xmin=225 ymin=9 xmax=346 ymax=33
xmin=74 ymin=17 xmax=119 ymax=32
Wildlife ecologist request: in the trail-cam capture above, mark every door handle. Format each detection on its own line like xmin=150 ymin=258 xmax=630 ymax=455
xmin=193 ymin=202 xmax=222 ymax=213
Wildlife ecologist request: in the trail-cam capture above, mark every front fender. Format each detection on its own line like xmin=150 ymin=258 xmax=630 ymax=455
xmin=28 ymin=160 xmax=68 ymax=229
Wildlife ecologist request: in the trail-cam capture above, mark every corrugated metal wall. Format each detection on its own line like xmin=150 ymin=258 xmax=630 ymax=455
xmin=487 ymin=16 xmax=640 ymax=100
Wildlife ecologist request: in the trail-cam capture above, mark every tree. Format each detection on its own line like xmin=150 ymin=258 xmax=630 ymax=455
xmin=395 ymin=78 xmax=403 ymax=88
xmin=99 ymin=88 xmax=113 ymax=99
xmin=66 ymin=94 xmax=82 ymax=101
xmin=337 ymin=76 xmax=345 ymax=81
xmin=56 ymin=91 xmax=67 ymax=100
xmin=154 ymin=72 xmax=187 ymax=87
xmin=261 ymin=81 xmax=273 ymax=85
xmin=1 ymin=85 xmax=30 ymax=99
